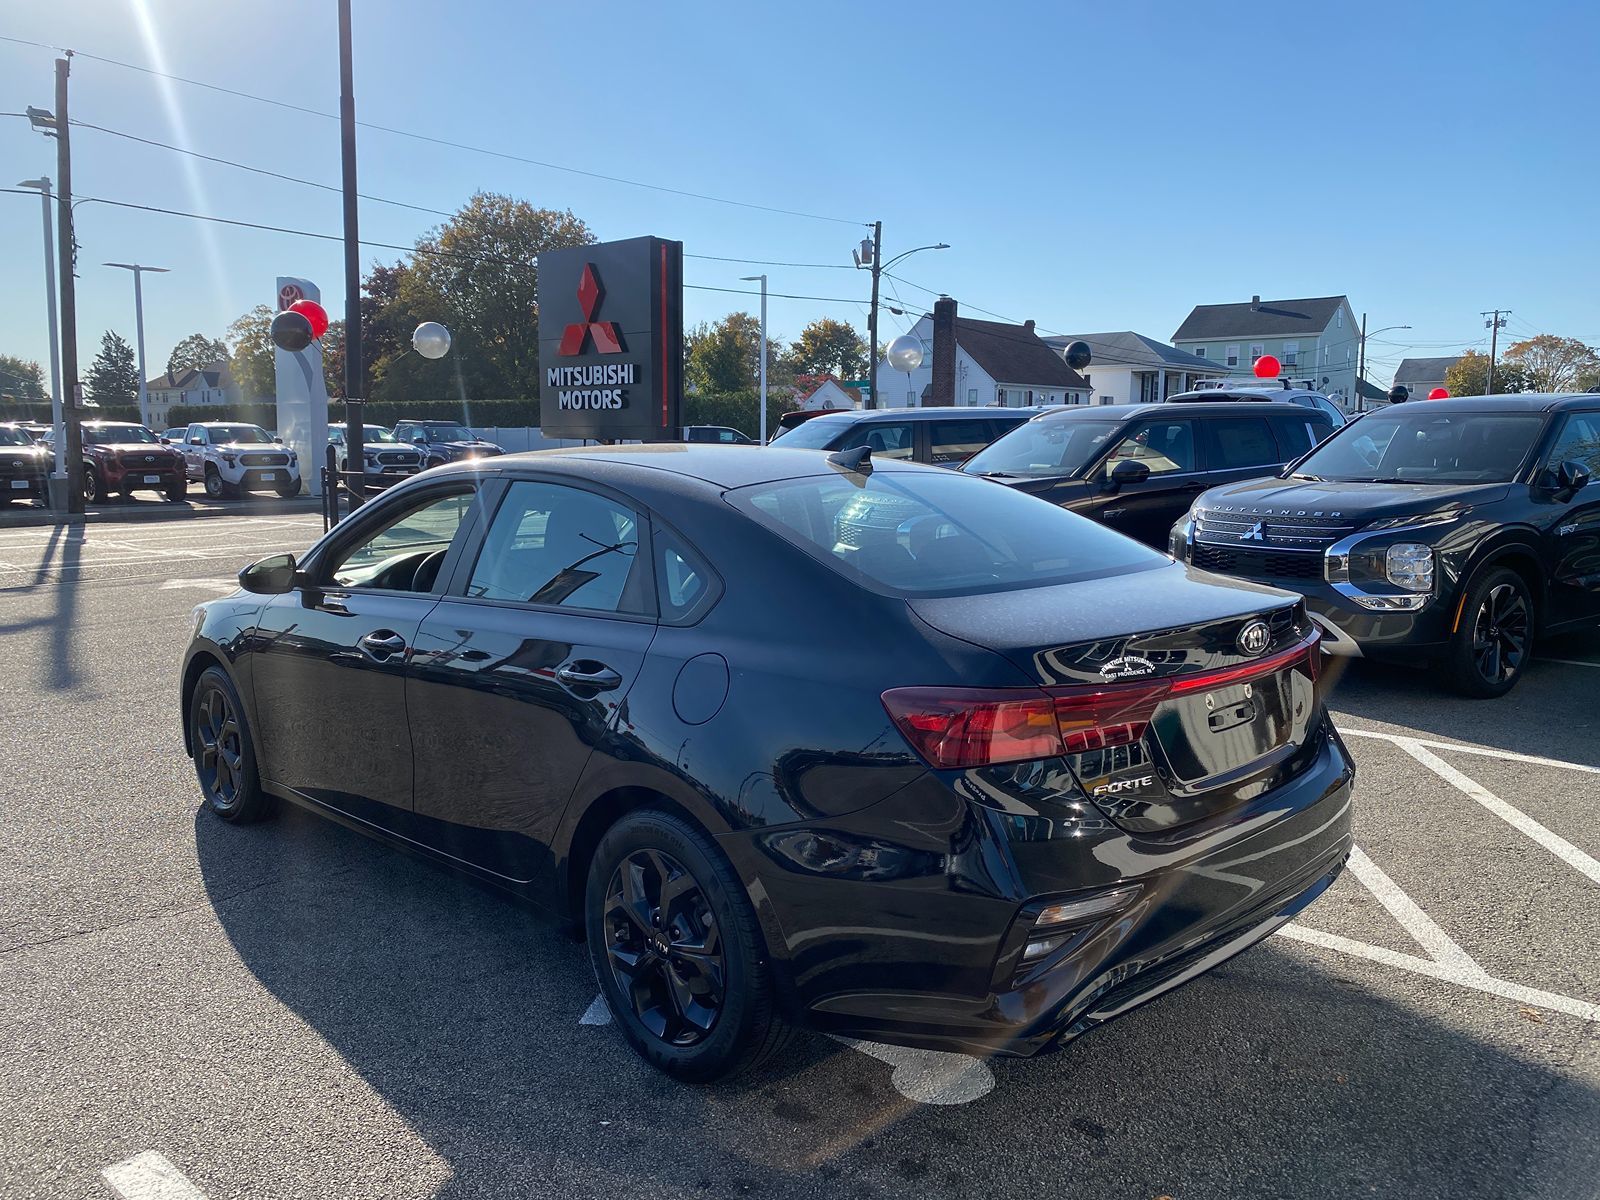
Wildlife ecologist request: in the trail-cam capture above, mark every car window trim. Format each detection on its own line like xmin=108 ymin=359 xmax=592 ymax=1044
xmin=449 ymin=471 xmax=661 ymax=622
xmin=300 ymin=479 xmax=484 ymax=597
xmin=1093 ymin=416 xmax=1204 ymax=477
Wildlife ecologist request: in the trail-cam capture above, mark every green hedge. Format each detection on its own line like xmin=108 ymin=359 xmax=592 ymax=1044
xmin=681 ymin=390 xmax=803 ymax=439
xmin=0 ymin=401 xmax=143 ymax=424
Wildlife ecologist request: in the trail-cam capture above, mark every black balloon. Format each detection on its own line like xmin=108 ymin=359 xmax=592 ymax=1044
xmin=1063 ymin=340 xmax=1092 ymax=370
xmin=270 ymin=309 xmax=314 ymax=352
xmin=1388 ymin=384 xmax=1410 ymax=404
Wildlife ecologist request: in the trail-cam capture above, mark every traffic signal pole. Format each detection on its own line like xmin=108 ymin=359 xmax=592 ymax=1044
xmin=338 ymin=0 xmax=365 ymax=510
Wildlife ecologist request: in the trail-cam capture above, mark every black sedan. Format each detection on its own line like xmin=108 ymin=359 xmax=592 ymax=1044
xmin=181 ymin=444 xmax=1353 ymax=1081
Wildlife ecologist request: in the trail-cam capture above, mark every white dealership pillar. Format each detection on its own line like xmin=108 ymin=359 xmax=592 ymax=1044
xmin=273 ymin=277 xmax=330 ymax=496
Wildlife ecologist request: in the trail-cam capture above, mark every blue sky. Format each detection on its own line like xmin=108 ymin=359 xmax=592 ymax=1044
xmin=3 ymin=0 xmax=1597 ymax=393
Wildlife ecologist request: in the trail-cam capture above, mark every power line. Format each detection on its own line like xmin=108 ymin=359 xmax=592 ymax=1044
xmin=1 ymin=33 xmax=868 ymax=227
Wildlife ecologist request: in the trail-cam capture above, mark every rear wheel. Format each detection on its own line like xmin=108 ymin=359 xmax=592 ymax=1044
xmin=189 ymin=666 xmax=273 ymax=822
xmin=585 ymin=809 xmax=792 ymax=1082
xmin=1444 ymin=567 xmax=1535 ymax=698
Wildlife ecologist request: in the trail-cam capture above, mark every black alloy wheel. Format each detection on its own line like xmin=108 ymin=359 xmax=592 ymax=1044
xmin=603 ymin=848 xmax=725 ymax=1046
xmin=1446 ymin=567 xmax=1535 ymax=698
xmin=188 ymin=666 xmax=272 ymax=822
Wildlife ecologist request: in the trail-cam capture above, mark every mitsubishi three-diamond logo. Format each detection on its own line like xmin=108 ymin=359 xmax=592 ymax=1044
xmin=558 ymin=264 xmax=624 ymax=355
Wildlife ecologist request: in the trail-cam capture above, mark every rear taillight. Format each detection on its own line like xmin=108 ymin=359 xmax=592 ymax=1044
xmin=883 ymin=630 xmax=1320 ymax=770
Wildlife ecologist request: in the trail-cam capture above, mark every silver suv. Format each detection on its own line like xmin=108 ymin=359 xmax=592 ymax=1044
xmin=1167 ymin=385 xmax=1348 ymax=428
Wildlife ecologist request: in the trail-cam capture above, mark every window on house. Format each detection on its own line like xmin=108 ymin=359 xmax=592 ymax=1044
xmin=1226 ymin=345 xmax=1240 ymax=368
xmin=1283 ymin=342 xmax=1299 ymax=367
xmin=1249 ymin=344 xmax=1265 ymax=363
xmin=1194 ymin=347 xmax=1206 ymax=358
xmin=967 ymin=388 xmax=978 ymax=405
xmin=1336 ymin=309 xmax=1343 ymax=328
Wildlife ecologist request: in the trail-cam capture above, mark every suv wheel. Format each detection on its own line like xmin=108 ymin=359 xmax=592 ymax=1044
xmin=204 ymin=465 xmax=237 ymax=500
xmin=83 ymin=467 xmax=108 ymax=504
xmin=189 ymin=666 xmax=273 ymax=823
xmin=585 ymin=810 xmax=793 ymax=1082
xmin=1445 ymin=566 xmax=1535 ymax=698
xmin=164 ymin=477 xmax=187 ymax=502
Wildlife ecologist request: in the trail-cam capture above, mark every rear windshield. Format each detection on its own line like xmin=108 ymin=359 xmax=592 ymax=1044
xmin=962 ymin=418 xmax=1122 ymax=478
xmin=1292 ymin=411 xmax=1547 ymax=484
xmin=768 ymin=415 xmax=854 ymax=450
xmin=728 ymin=468 xmax=1166 ymax=597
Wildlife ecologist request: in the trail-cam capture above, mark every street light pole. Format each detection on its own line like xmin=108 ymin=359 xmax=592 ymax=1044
xmin=740 ymin=274 xmax=767 ymax=442
xmin=105 ymin=264 xmax=169 ymax=429
xmin=17 ymin=178 xmax=64 ymax=483
xmin=858 ymin=232 xmax=948 ymax=410
xmin=1355 ymin=317 xmax=1411 ymax=412
xmin=338 ymin=0 xmax=366 ymax=507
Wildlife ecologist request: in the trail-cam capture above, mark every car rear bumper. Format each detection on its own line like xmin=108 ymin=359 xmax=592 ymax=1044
xmin=729 ymin=719 xmax=1355 ymax=1057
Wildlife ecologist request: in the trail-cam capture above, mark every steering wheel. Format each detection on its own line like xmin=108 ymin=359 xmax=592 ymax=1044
xmin=409 ymin=549 xmax=448 ymax=593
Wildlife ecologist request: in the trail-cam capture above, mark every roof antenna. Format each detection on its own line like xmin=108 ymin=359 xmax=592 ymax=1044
xmin=827 ymin=444 xmax=873 ymax=475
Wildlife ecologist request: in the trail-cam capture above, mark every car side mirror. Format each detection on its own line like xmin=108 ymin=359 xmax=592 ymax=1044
xmin=412 ymin=435 xmax=427 ymax=445
xmin=1103 ymin=458 xmax=1150 ymax=493
xmin=159 ymin=437 xmax=171 ymax=444
xmin=273 ymin=435 xmax=284 ymax=443
xmin=1552 ymin=459 xmax=1592 ymax=499
xmin=238 ymin=553 xmax=299 ymax=595
xmin=189 ymin=438 xmax=203 ymax=446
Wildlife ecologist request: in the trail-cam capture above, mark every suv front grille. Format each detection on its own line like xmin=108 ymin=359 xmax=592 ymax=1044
xmin=1194 ymin=512 xmax=1354 ymax=549
xmin=375 ymin=451 xmax=419 ymax=465
xmin=1193 ymin=542 xmax=1324 ymax=581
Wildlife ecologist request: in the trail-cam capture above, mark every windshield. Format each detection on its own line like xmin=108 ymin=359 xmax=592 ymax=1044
xmin=1293 ymin=410 xmax=1547 ymax=484
xmin=420 ymin=424 xmax=473 ymax=442
xmin=0 ymin=427 xmax=34 ymax=447
xmin=207 ymin=425 xmax=273 ymax=444
xmin=962 ymin=418 xmax=1122 ymax=478
xmin=767 ymin=416 xmax=853 ymax=450
xmin=365 ymin=426 xmax=399 ymax=442
xmin=729 ymin=468 xmax=1166 ymax=598
xmin=84 ymin=425 xmax=157 ymax=445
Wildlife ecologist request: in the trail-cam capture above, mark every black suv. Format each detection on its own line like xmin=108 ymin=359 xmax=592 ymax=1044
xmin=769 ymin=407 xmax=1034 ymax=466
xmin=392 ymin=420 xmax=504 ymax=469
xmin=1170 ymin=394 xmax=1600 ymax=696
xmin=963 ymin=402 xmax=1335 ymax=547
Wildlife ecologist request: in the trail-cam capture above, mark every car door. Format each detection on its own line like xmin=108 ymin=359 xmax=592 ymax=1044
xmin=405 ymin=475 xmax=659 ymax=881
xmin=183 ymin=425 xmax=206 ymax=479
xmin=1537 ymin=411 xmax=1600 ymax=625
xmin=834 ymin=420 xmax=915 ymax=462
xmin=1088 ymin=417 xmax=1205 ymax=547
xmin=248 ymin=481 xmax=482 ymax=827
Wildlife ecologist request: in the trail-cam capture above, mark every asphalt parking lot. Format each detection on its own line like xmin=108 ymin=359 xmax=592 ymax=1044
xmin=2 ymin=513 xmax=1597 ymax=1200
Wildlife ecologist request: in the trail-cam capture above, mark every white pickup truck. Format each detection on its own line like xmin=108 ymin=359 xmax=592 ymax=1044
xmin=179 ymin=422 xmax=301 ymax=500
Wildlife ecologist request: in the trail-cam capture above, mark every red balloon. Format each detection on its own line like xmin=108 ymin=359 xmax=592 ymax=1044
xmin=288 ymin=298 xmax=329 ymax=340
xmin=1427 ymin=387 xmax=1449 ymax=400
xmin=1253 ymin=354 xmax=1281 ymax=379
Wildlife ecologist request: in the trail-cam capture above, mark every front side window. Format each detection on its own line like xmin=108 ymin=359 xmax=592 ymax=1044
xmin=329 ymin=489 xmax=475 ymax=591
xmin=962 ymin=418 xmax=1121 ymax=479
xmin=1103 ymin=420 xmax=1196 ymax=477
xmin=467 ymin=480 xmax=646 ymax=613
xmin=1293 ymin=412 xmax=1548 ymax=484
xmin=730 ymin=470 xmax=1166 ymax=598
xmin=1543 ymin=413 xmax=1600 ymax=474
xmin=836 ymin=422 xmax=913 ymax=459
xmin=1207 ymin=417 xmax=1281 ymax=469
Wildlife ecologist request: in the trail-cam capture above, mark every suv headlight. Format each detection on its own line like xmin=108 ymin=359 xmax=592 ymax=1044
xmin=1385 ymin=543 xmax=1434 ymax=592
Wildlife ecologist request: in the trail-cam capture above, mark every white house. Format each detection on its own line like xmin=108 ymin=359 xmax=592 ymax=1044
xmin=1171 ymin=295 xmax=1361 ymax=403
xmin=791 ymin=374 xmax=861 ymax=411
xmin=1393 ymin=355 xmax=1465 ymax=399
xmin=1042 ymin=331 xmax=1225 ymax=404
xmin=145 ymin=361 xmax=242 ymax=430
xmin=873 ymin=308 xmax=1090 ymax=409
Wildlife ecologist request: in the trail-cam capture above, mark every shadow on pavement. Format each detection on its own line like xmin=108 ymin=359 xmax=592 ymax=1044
xmin=197 ymin=801 xmax=1600 ymax=1200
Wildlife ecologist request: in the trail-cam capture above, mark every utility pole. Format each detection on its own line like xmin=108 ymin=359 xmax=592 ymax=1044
xmin=867 ymin=221 xmax=881 ymax=409
xmin=338 ymin=0 xmax=365 ymax=507
xmin=1482 ymin=309 xmax=1509 ymax=394
xmin=1356 ymin=312 xmax=1367 ymax=413
xmin=54 ymin=56 xmax=83 ymax=515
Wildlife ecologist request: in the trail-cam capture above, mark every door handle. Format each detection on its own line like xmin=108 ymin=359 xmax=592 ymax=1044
xmin=555 ymin=662 xmax=623 ymax=692
xmin=358 ymin=630 xmax=408 ymax=660
xmin=1103 ymin=508 xmax=1126 ymax=519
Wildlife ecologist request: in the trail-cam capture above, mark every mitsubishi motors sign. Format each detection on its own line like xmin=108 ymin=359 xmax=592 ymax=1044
xmin=538 ymin=236 xmax=683 ymax=441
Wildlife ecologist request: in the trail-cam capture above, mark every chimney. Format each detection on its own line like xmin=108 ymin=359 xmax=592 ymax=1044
xmin=1250 ymin=295 xmax=1261 ymax=311
xmin=929 ymin=296 xmax=957 ymax=407
xmin=1023 ymin=319 xmax=1035 ymax=334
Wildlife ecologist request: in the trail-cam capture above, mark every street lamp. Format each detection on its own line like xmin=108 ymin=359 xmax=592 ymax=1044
xmin=740 ymin=275 xmax=768 ymax=442
xmin=1356 ymin=321 xmax=1412 ymax=412
xmin=104 ymin=263 xmax=170 ymax=428
xmin=856 ymin=228 xmax=948 ymax=408
xmin=17 ymin=178 xmax=65 ymax=488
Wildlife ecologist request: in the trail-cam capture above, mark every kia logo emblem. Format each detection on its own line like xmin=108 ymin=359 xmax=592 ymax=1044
xmin=558 ymin=263 xmax=624 ymax=356
xmin=1237 ymin=620 xmax=1272 ymax=656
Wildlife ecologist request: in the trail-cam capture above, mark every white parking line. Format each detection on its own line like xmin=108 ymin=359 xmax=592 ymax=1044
xmin=1341 ymin=727 xmax=1600 ymax=776
xmin=100 ymin=1151 xmax=209 ymax=1200
xmin=1545 ymin=657 xmax=1600 ymax=669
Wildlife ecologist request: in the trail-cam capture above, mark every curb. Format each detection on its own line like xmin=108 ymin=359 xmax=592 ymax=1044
xmin=0 ymin=496 xmax=324 ymax=531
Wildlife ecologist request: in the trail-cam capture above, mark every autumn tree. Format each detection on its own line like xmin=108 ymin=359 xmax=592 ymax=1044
xmin=166 ymin=333 xmax=229 ymax=376
xmin=782 ymin=317 xmax=868 ymax=379
xmin=226 ymin=305 xmax=276 ymax=401
xmin=0 ymin=355 xmax=48 ymax=401
xmin=1443 ymin=350 xmax=1531 ymax=397
xmin=685 ymin=313 xmax=785 ymax=394
xmin=1501 ymin=334 xmax=1600 ymax=393
xmin=85 ymin=331 xmax=139 ymax=403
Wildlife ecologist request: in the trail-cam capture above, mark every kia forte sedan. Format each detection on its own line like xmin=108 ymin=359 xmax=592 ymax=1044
xmin=181 ymin=444 xmax=1353 ymax=1081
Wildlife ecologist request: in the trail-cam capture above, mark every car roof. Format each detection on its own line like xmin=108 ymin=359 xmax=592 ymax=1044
xmin=798 ymin=407 xmax=1030 ymax=424
xmin=399 ymin=418 xmax=464 ymax=425
xmin=1169 ymin=387 xmax=1328 ymax=401
xmin=1369 ymin=393 xmax=1599 ymax=413
xmin=438 ymin=442 xmax=949 ymax=490
xmin=1029 ymin=401 xmax=1327 ymax=422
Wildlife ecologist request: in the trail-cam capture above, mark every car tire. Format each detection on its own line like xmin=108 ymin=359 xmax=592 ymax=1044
xmin=585 ymin=808 xmax=794 ymax=1083
xmin=275 ymin=481 xmax=300 ymax=500
xmin=83 ymin=467 xmax=108 ymax=504
xmin=164 ymin=478 xmax=187 ymax=503
xmin=204 ymin=466 xmax=238 ymax=501
xmin=1444 ymin=566 xmax=1536 ymax=698
xmin=189 ymin=666 xmax=273 ymax=823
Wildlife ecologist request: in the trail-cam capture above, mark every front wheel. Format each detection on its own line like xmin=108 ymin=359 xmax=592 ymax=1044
xmin=1444 ymin=567 xmax=1536 ymax=698
xmin=275 ymin=480 xmax=300 ymax=499
xmin=83 ymin=467 xmax=107 ymax=504
xmin=164 ymin=478 xmax=187 ymax=502
xmin=585 ymin=809 xmax=793 ymax=1082
xmin=189 ymin=666 xmax=273 ymax=823
xmin=204 ymin=466 xmax=238 ymax=501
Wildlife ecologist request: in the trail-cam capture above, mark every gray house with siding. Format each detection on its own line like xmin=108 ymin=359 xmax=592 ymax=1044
xmin=1171 ymin=295 xmax=1360 ymax=403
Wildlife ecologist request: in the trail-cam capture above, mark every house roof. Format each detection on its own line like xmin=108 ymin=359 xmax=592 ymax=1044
xmin=1043 ymin=331 xmax=1222 ymax=372
xmin=792 ymin=373 xmax=861 ymax=405
xmin=954 ymin=317 xmax=1089 ymax=390
xmin=147 ymin=360 xmax=231 ymax=391
xmin=1172 ymin=296 xmax=1348 ymax=341
xmin=1357 ymin=377 xmax=1389 ymax=400
xmin=1393 ymin=355 xmax=1465 ymax=385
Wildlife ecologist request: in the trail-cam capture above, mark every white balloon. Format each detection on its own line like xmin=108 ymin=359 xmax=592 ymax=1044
xmin=412 ymin=321 xmax=452 ymax=360
xmin=886 ymin=334 xmax=924 ymax=373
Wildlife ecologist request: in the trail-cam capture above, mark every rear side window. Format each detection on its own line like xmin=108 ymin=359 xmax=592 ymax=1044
xmin=729 ymin=470 xmax=1166 ymax=598
xmin=467 ymin=480 xmax=647 ymax=613
xmin=928 ymin=420 xmax=993 ymax=466
xmin=1206 ymin=417 xmax=1281 ymax=469
xmin=655 ymin=528 xmax=717 ymax=622
xmin=1274 ymin=419 xmax=1316 ymax=459
xmin=838 ymin=422 xmax=914 ymax=459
